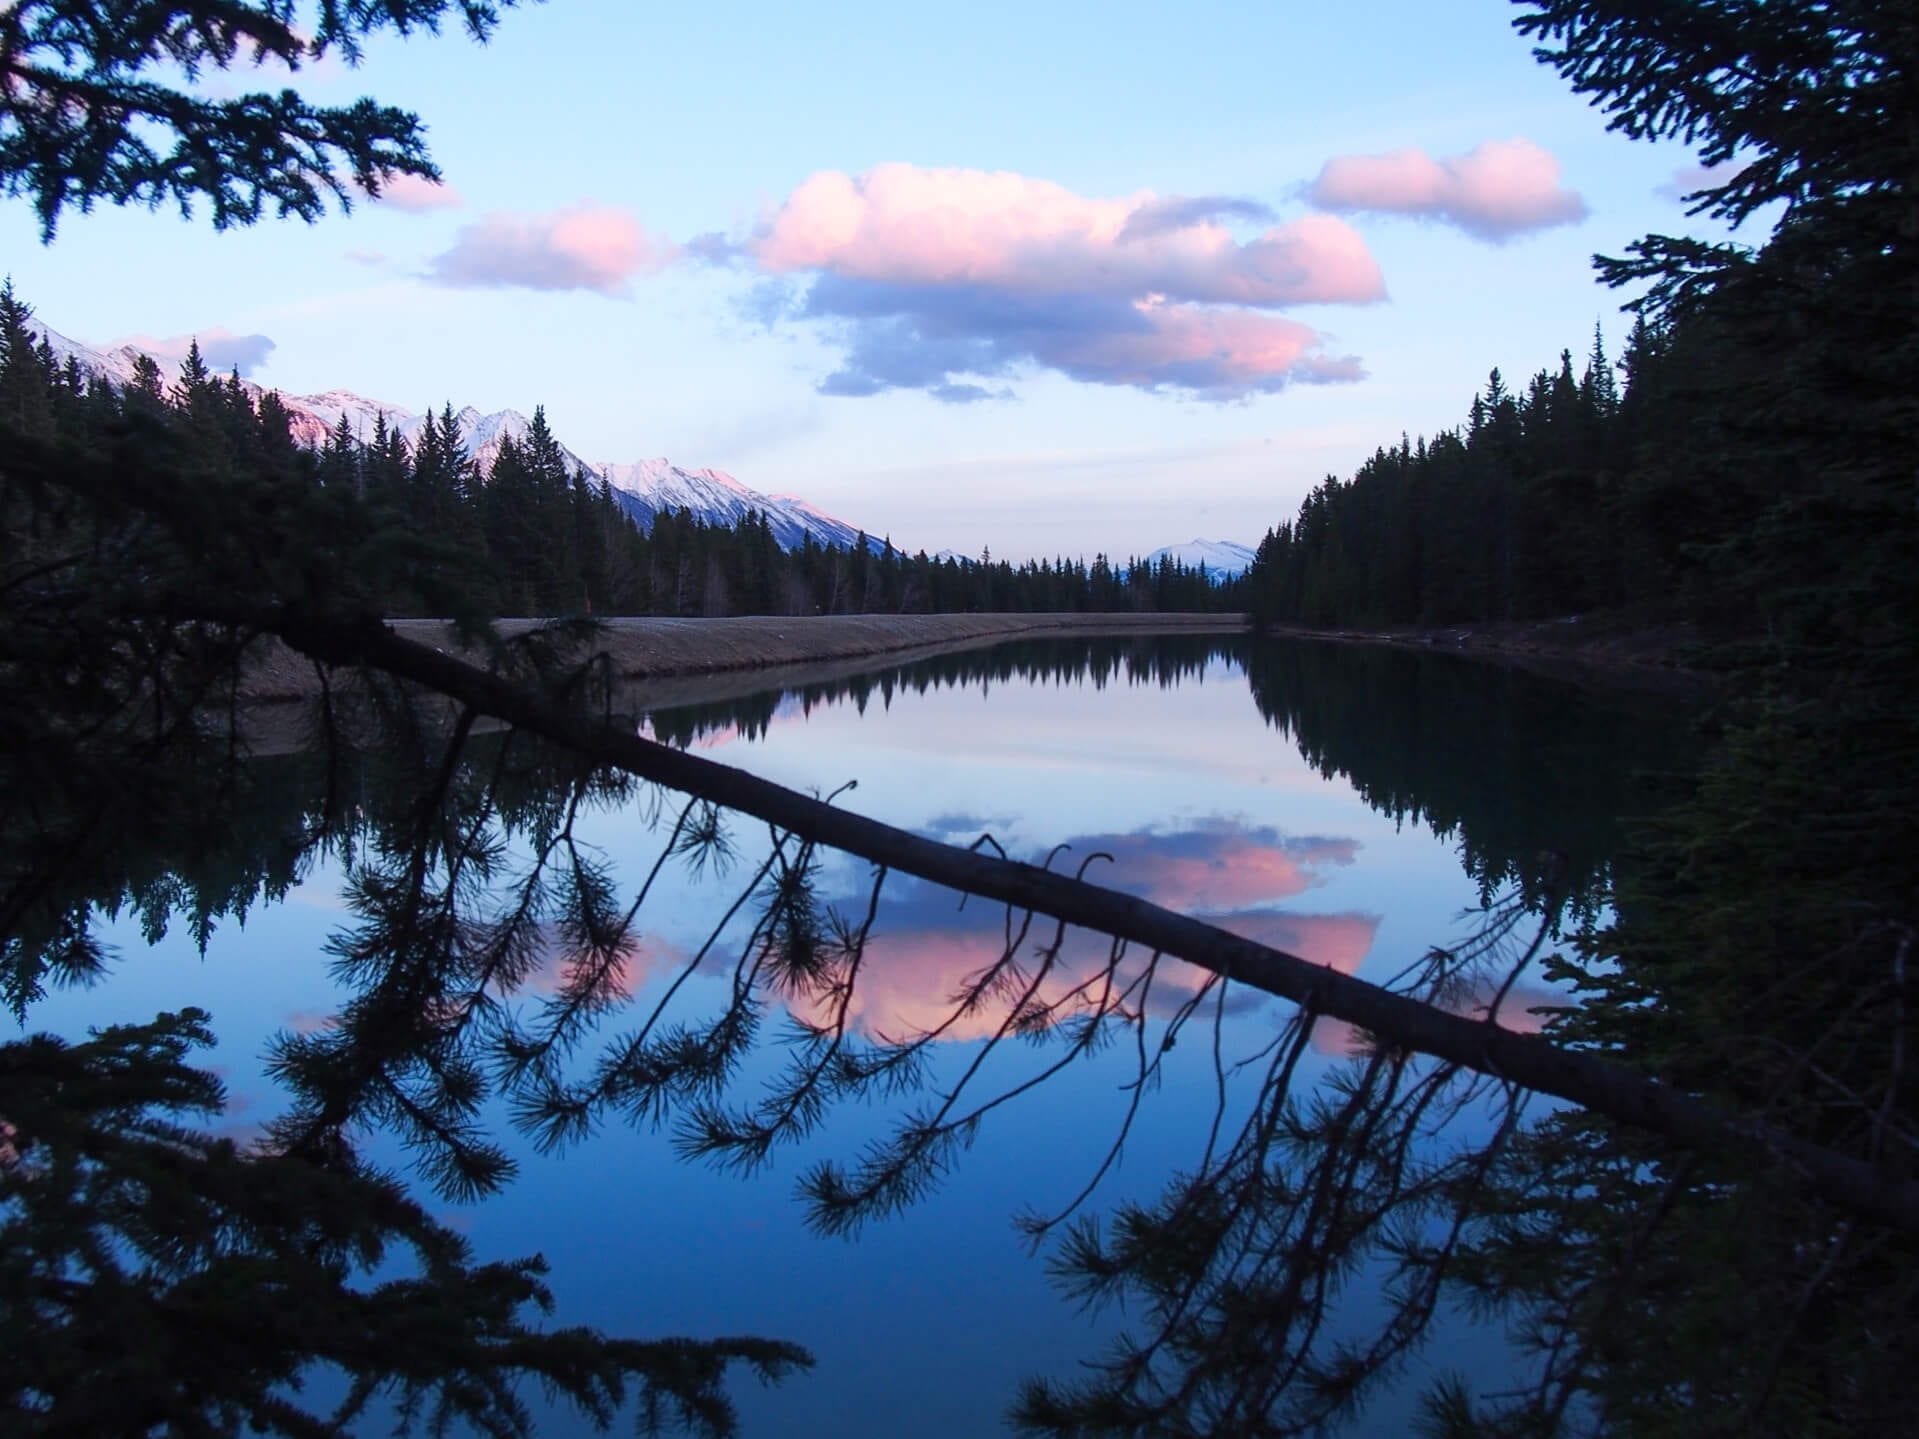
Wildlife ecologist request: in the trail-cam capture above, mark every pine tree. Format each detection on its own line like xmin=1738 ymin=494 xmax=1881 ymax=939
xmin=1580 ymin=319 xmax=1618 ymax=420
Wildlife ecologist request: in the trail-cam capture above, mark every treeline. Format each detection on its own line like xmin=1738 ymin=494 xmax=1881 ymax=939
xmin=1249 ymin=323 xmax=1675 ymax=627
xmin=0 ymin=293 xmax=1242 ymax=620
xmin=1248 ymin=280 xmax=1908 ymax=649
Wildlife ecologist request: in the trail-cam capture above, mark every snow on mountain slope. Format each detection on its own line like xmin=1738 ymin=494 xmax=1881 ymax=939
xmin=25 ymin=318 xmax=876 ymax=553
xmin=594 ymin=460 xmax=874 ymax=551
xmin=1143 ymin=539 xmax=1258 ymax=577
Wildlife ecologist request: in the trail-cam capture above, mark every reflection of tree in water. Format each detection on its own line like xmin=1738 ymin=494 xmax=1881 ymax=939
xmin=640 ymin=634 xmax=1248 ymax=748
xmin=5 ymin=636 xmax=1715 ymax=1435
xmin=1243 ymin=640 xmax=1701 ymax=919
xmin=2 ymin=702 xmax=813 ymax=1435
xmin=644 ymin=633 xmax=1702 ymax=926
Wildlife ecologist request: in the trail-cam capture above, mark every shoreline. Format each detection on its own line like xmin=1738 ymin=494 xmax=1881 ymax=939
xmin=239 ymin=607 xmax=1712 ymax=711
xmin=1259 ymin=611 xmax=1715 ymax=694
xmin=239 ymin=612 xmax=1248 ymax=704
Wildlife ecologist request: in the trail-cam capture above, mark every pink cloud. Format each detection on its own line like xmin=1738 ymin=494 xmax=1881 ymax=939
xmin=1198 ymin=910 xmax=1379 ymax=977
xmin=368 ymin=172 xmax=463 ymax=212
xmin=1307 ymin=139 xmax=1587 ymax=241
xmin=755 ymin=164 xmax=1382 ymax=306
xmin=425 ymin=204 xmax=669 ymax=295
xmin=786 ymin=908 xmax=1379 ymax=1044
xmin=739 ymin=163 xmax=1379 ymax=400
xmin=772 ymin=820 xmax=1371 ymax=1042
xmin=1087 ymin=821 xmax=1358 ymax=912
xmin=1052 ymin=302 xmax=1365 ymax=393
xmin=524 ymin=931 xmax=697 ymax=1003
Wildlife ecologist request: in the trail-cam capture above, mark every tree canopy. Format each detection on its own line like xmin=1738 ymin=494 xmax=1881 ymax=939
xmin=0 ymin=0 xmax=528 ymax=237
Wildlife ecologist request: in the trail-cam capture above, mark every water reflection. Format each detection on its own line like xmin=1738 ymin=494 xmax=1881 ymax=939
xmin=10 ymin=633 xmax=1699 ymax=1436
xmin=779 ymin=820 xmax=1380 ymax=1042
xmin=636 ymin=634 xmax=1697 ymax=927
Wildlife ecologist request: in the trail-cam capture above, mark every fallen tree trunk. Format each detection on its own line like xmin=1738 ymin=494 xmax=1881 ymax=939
xmin=277 ymin=612 xmax=1919 ymax=1235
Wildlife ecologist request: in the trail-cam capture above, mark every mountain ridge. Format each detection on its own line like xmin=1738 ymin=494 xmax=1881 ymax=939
xmin=26 ymin=318 xmax=1253 ymax=571
xmin=25 ymin=319 xmax=875 ymax=553
xmin=1143 ymin=539 xmax=1258 ymax=577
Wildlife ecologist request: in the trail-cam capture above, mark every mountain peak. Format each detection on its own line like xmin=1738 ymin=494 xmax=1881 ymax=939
xmin=1144 ymin=539 xmax=1257 ymax=578
xmin=26 ymin=314 xmax=881 ymax=555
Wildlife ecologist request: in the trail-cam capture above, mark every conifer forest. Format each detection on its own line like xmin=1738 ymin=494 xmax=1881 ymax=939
xmin=2 ymin=1 xmax=1914 ymax=1436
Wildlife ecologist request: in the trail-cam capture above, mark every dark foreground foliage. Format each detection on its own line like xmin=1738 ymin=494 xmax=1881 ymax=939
xmin=0 ymin=1010 xmax=808 ymax=1437
xmin=1242 ymin=2 xmax=1919 ymax=1433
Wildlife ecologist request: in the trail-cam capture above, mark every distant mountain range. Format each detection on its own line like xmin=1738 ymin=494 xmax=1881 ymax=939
xmin=27 ymin=321 xmax=874 ymax=552
xmin=594 ymin=459 xmax=870 ymax=551
xmin=1143 ymin=539 xmax=1258 ymax=577
xmin=28 ymin=319 xmax=1254 ymax=571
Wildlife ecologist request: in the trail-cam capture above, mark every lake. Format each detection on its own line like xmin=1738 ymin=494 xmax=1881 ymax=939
xmin=21 ymin=632 xmax=1699 ymax=1436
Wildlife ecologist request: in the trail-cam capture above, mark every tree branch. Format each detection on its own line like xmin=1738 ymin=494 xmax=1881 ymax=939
xmin=270 ymin=611 xmax=1919 ymax=1235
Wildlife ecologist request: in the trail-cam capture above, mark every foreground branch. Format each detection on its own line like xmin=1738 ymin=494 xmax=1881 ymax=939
xmin=273 ymin=612 xmax=1919 ymax=1234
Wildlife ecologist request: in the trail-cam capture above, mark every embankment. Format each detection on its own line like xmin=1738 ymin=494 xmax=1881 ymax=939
xmin=239 ymin=612 xmax=1248 ymax=704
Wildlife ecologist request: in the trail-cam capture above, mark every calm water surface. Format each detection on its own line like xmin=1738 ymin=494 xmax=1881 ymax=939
xmin=28 ymin=635 xmax=1697 ymax=1436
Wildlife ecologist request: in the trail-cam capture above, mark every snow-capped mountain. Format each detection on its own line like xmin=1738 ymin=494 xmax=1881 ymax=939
xmin=26 ymin=319 xmax=877 ymax=553
xmin=594 ymin=459 xmax=873 ymax=552
xmin=1143 ymin=539 xmax=1258 ymax=578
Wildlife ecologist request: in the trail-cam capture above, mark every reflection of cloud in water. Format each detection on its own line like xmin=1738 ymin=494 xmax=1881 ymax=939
xmin=291 ymin=819 xmax=1375 ymax=1054
xmin=1310 ymin=979 xmax=1559 ymax=1056
xmin=924 ymin=812 xmax=1018 ymax=840
xmin=523 ymin=928 xmax=699 ymax=1003
xmin=786 ymin=818 xmax=1377 ymax=1042
xmin=794 ymin=905 xmax=1379 ymax=1042
xmin=1195 ymin=909 xmax=1379 ymax=976
xmin=1074 ymin=819 xmax=1357 ymax=911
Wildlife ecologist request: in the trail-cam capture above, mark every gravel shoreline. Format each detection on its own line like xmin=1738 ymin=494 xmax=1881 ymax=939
xmin=239 ymin=612 xmax=1249 ymax=703
xmin=239 ymin=607 xmax=1708 ymax=711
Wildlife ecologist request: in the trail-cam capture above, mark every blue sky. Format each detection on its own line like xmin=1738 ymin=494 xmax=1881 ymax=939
xmin=1 ymin=0 xmax=1732 ymax=559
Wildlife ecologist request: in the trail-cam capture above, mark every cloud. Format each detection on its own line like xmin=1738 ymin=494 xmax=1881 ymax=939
xmin=1306 ymin=139 xmax=1587 ymax=241
xmin=367 ymin=172 xmax=463 ymax=212
xmin=756 ymin=166 xmax=1379 ymax=304
xmin=1311 ymin=978 xmax=1558 ymax=1057
xmin=113 ymin=326 xmax=277 ymax=377
xmin=1197 ymin=909 xmax=1379 ymax=976
xmin=1118 ymin=194 xmax=1277 ymax=242
xmin=743 ymin=163 xmax=1380 ymax=400
xmin=924 ymin=812 xmax=1019 ymax=838
xmin=343 ymin=248 xmax=387 ymax=267
xmin=930 ymin=381 xmax=1003 ymax=404
xmin=774 ymin=818 xmax=1373 ymax=1041
xmin=684 ymin=230 xmax=744 ymax=265
xmin=1656 ymin=159 xmax=1744 ymax=201
xmin=1077 ymin=819 xmax=1359 ymax=912
xmin=424 ymin=204 xmax=669 ymax=295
